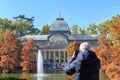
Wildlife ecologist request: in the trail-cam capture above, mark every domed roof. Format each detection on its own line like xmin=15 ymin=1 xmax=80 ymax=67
xmin=50 ymin=17 xmax=70 ymax=32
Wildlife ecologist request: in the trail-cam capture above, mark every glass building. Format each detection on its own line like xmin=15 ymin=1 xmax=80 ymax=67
xmin=20 ymin=17 xmax=98 ymax=69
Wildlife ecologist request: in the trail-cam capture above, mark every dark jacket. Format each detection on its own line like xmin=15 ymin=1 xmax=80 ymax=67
xmin=64 ymin=50 xmax=101 ymax=80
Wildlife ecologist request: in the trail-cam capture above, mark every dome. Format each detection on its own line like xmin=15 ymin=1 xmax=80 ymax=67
xmin=50 ymin=17 xmax=70 ymax=32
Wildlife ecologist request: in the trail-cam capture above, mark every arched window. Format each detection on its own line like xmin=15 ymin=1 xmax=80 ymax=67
xmin=49 ymin=34 xmax=67 ymax=45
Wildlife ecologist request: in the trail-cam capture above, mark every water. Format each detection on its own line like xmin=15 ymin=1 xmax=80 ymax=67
xmin=37 ymin=50 xmax=43 ymax=75
xmin=0 ymin=72 xmax=109 ymax=80
xmin=35 ymin=49 xmax=46 ymax=78
xmin=0 ymin=73 xmax=67 ymax=80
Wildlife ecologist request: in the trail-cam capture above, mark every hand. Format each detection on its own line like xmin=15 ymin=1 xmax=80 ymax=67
xmin=72 ymin=51 xmax=76 ymax=58
xmin=72 ymin=50 xmax=79 ymax=58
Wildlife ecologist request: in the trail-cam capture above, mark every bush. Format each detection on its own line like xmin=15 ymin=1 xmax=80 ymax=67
xmin=0 ymin=77 xmax=26 ymax=80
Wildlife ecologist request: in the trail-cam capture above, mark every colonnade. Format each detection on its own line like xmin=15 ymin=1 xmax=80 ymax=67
xmin=42 ymin=49 xmax=67 ymax=67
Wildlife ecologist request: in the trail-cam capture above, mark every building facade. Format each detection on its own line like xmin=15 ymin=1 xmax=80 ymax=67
xmin=20 ymin=17 xmax=98 ymax=69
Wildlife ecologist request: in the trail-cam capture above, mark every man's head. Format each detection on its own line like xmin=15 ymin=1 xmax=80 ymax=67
xmin=79 ymin=42 xmax=90 ymax=52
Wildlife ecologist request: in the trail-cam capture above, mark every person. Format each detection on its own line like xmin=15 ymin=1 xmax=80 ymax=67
xmin=64 ymin=42 xmax=101 ymax=80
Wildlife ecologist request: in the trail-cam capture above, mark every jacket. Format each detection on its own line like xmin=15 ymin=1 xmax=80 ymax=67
xmin=64 ymin=50 xmax=101 ymax=80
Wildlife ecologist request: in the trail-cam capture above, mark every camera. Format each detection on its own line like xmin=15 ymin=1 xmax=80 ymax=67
xmin=75 ymin=50 xmax=79 ymax=56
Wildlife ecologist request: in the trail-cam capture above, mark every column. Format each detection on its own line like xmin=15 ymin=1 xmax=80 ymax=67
xmin=59 ymin=51 xmax=61 ymax=64
xmin=44 ymin=51 xmax=46 ymax=60
xmin=53 ymin=51 xmax=55 ymax=64
xmin=46 ymin=51 xmax=48 ymax=60
xmin=65 ymin=51 xmax=67 ymax=62
xmin=64 ymin=51 xmax=66 ymax=63
xmin=48 ymin=51 xmax=50 ymax=60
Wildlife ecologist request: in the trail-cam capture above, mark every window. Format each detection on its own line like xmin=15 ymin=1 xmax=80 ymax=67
xmin=49 ymin=34 xmax=67 ymax=45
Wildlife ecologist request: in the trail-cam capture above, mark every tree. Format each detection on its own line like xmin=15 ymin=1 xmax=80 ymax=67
xmin=93 ymin=16 xmax=120 ymax=80
xmin=14 ymin=20 xmax=40 ymax=37
xmin=67 ymin=41 xmax=80 ymax=58
xmin=0 ymin=17 xmax=40 ymax=37
xmin=40 ymin=24 xmax=50 ymax=35
xmin=67 ymin=41 xmax=80 ymax=80
xmin=97 ymin=20 xmax=111 ymax=34
xmin=0 ymin=30 xmax=19 ymax=73
xmin=20 ymin=38 xmax=38 ymax=73
xmin=86 ymin=20 xmax=111 ymax=35
xmin=0 ymin=18 xmax=14 ymax=31
xmin=79 ymin=27 xmax=86 ymax=34
xmin=71 ymin=25 xmax=79 ymax=34
xmin=28 ymin=27 xmax=40 ymax=35
xmin=86 ymin=23 xmax=98 ymax=34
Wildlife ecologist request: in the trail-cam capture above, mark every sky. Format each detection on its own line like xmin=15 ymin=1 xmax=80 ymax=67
xmin=0 ymin=0 xmax=120 ymax=30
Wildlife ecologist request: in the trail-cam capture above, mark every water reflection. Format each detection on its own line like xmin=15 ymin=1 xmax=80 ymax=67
xmin=21 ymin=73 xmax=36 ymax=80
xmin=21 ymin=72 xmax=28 ymax=79
xmin=37 ymin=76 xmax=43 ymax=80
xmin=0 ymin=72 xmax=109 ymax=80
xmin=0 ymin=73 xmax=67 ymax=80
xmin=44 ymin=74 xmax=67 ymax=80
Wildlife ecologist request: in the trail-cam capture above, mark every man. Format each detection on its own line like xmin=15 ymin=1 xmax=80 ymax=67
xmin=64 ymin=42 xmax=101 ymax=80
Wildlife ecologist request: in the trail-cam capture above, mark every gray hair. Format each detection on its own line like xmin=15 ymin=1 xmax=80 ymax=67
xmin=79 ymin=42 xmax=90 ymax=52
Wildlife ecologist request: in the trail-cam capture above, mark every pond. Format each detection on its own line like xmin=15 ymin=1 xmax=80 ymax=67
xmin=0 ymin=71 xmax=109 ymax=80
xmin=0 ymin=73 xmax=67 ymax=80
xmin=0 ymin=71 xmax=68 ymax=80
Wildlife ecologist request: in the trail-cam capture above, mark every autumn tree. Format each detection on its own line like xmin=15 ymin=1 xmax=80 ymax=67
xmin=66 ymin=41 xmax=80 ymax=80
xmin=93 ymin=16 xmax=120 ymax=80
xmin=0 ymin=30 xmax=19 ymax=73
xmin=20 ymin=38 xmax=38 ymax=73
xmin=67 ymin=41 xmax=80 ymax=58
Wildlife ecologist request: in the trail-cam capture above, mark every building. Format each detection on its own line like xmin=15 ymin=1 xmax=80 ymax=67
xmin=20 ymin=16 xmax=98 ymax=69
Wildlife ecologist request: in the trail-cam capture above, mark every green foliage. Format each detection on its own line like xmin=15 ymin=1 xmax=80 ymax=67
xmin=13 ymin=20 xmax=40 ymax=37
xmin=79 ymin=27 xmax=86 ymax=34
xmin=87 ymin=23 xmax=98 ymax=34
xmin=100 ymin=71 xmax=110 ymax=80
xmin=86 ymin=20 xmax=111 ymax=35
xmin=98 ymin=20 xmax=111 ymax=34
xmin=0 ymin=77 xmax=26 ymax=80
xmin=71 ymin=25 xmax=79 ymax=34
xmin=40 ymin=24 xmax=50 ymax=35
xmin=0 ymin=18 xmax=14 ymax=31
xmin=0 ymin=17 xmax=40 ymax=37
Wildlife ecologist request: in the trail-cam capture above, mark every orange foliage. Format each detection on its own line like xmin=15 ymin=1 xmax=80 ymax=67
xmin=0 ymin=30 xmax=19 ymax=73
xmin=20 ymin=38 xmax=37 ymax=72
xmin=93 ymin=16 xmax=120 ymax=80
xmin=67 ymin=41 xmax=80 ymax=58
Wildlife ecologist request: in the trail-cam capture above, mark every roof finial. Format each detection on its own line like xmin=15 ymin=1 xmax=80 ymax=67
xmin=59 ymin=12 xmax=61 ymax=17
xmin=56 ymin=12 xmax=64 ymax=20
